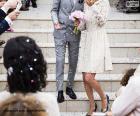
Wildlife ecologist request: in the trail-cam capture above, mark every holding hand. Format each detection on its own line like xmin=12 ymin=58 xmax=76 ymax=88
xmin=8 ymin=10 xmax=20 ymax=21
xmin=4 ymin=0 xmax=20 ymax=9
xmin=54 ymin=23 xmax=61 ymax=30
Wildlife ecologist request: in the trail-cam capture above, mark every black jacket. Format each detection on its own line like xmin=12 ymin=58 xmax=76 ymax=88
xmin=0 ymin=9 xmax=10 ymax=35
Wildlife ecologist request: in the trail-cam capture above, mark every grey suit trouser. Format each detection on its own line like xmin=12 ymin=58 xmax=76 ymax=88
xmin=54 ymin=38 xmax=80 ymax=91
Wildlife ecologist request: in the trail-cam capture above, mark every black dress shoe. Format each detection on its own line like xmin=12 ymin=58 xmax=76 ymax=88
xmin=31 ymin=0 xmax=37 ymax=8
xmin=66 ymin=87 xmax=77 ymax=99
xmin=57 ymin=90 xmax=65 ymax=103
xmin=0 ymin=40 xmax=5 ymax=46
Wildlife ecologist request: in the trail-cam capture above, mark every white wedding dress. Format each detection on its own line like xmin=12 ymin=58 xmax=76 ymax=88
xmin=78 ymin=0 xmax=113 ymax=73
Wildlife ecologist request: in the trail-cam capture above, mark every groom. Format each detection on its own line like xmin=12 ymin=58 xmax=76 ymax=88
xmin=51 ymin=0 xmax=84 ymax=103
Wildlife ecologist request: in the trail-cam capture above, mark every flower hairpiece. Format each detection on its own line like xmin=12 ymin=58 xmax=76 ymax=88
xmin=26 ymin=39 xmax=30 ymax=43
xmin=8 ymin=67 xmax=13 ymax=76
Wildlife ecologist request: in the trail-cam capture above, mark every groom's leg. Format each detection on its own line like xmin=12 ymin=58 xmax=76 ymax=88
xmin=54 ymin=39 xmax=66 ymax=91
xmin=67 ymin=40 xmax=80 ymax=88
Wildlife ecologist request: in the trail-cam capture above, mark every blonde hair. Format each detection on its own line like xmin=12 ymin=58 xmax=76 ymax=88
xmin=0 ymin=94 xmax=47 ymax=116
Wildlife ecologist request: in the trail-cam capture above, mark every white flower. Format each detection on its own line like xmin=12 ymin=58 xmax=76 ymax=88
xmin=8 ymin=67 xmax=13 ymax=76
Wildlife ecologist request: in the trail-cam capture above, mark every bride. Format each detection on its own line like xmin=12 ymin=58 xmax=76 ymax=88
xmin=78 ymin=0 xmax=113 ymax=115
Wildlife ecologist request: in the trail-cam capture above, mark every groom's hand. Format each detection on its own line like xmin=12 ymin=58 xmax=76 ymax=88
xmin=54 ymin=23 xmax=61 ymax=30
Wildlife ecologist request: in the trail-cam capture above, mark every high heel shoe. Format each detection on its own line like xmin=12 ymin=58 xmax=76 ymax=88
xmin=86 ymin=102 xmax=98 ymax=116
xmin=101 ymin=94 xmax=110 ymax=113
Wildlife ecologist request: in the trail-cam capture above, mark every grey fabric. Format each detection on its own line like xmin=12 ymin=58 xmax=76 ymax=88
xmin=51 ymin=0 xmax=83 ymax=91
xmin=51 ymin=0 xmax=84 ymax=91
xmin=55 ymin=39 xmax=80 ymax=91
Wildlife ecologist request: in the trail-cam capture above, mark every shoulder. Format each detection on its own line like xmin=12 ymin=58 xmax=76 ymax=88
xmin=32 ymin=92 xmax=57 ymax=106
xmin=0 ymin=91 xmax=11 ymax=102
xmin=33 ymin=92 xmax=60 ymax=116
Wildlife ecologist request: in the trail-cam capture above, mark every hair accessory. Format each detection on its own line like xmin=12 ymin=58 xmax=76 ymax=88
xmin=20 ymin=70 xmax=23 ymax=73
xmin=19 ymin=56 xmax=23 ymax=59
xmin=8 ymin=67 xmax=13 ymax=76
xmin=26 ymin=39 xmax=30 ymax=43
xmin=31 ymin=80 xmax=34 ymax=83
xmin=29 ymin=67 xmax=33 ymax=71
xmin=34 ymin=58 xmax=37 ymax=62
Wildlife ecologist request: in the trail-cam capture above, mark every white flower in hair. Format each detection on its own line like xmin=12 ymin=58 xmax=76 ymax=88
xmin=30 ymin=67 xmax=33 ymax=71
xmin=34 ymin=58 xmax=37 ymax=62
xmin=8 ymin=67 xmax=13 ymax=76
xmin=26 ymin=39 xmax=30 ymax=43
xmin=19 ymin=56 xmax=23 ymax=59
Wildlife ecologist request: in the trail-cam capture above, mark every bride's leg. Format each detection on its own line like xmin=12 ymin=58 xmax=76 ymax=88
xmin=91 ymin=73 xmax=107 ymax=110
xmin=84 ymin=73 xmax=106 ymax=110
xmin=83 ymin=72 xmax=95 ymax=115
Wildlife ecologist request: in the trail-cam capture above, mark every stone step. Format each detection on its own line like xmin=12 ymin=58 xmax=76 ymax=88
xmin=1 ymin=29 xmax=140 ymax=43
xmin=13 ymin=19 xmax=140 ymax=29
xmin=0 ymin=57 xmax=140 ymax=64
xmin=40 ymin=92 xmax=115 ymax=112
xmin=32 ymin=0 xmax=122 ymax=7
xmin=13 ymin=5 xmax=140 ymax=29
xmin=0 ymin=58 xmax=139 ymax=74
xmin=1 ymin=43 xmax=140 ymax=58
xmin=18 ymin=5 xmax=140 ymax=21
xmin=2 ymin=41 xmax=140 ymax=48
xmin=0 ymin=74 xmax=122 ymax=92
xmin=0 ymin=74 xmax=123 ymax=81
xmin=60 ymin=112 xmax=106 ymax=116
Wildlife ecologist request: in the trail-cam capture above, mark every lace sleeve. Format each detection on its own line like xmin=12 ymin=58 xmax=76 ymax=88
xmin=92 ymin=0 xmax=110 ymax=26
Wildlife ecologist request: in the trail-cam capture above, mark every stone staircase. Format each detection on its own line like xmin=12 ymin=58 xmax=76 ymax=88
xmin=0 ymin=0 xmax=140 ymax=115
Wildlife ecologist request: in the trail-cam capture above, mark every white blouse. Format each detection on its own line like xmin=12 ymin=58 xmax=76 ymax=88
xmin=112 ymin=75 xmax=140 ymax=116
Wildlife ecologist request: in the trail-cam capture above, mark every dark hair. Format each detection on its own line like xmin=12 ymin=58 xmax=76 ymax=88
xmin=3 ymin=36 xmax=47 ymax=93
xmin=0 ymin=94 xmax=47 ymax=116
xmin=121 ymin=68 xmax=136 ymax=86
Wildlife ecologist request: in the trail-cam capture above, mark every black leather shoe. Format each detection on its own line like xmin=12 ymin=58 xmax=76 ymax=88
xmin=57 ymin=91 xmax=65 ymax=103
xmin=31 ymin=0 xmax=37 ymax=8
xmin=66 ymin=87 xmax=77 ymax=99
xmin=0 ymin=40 xmax=5 ymax=46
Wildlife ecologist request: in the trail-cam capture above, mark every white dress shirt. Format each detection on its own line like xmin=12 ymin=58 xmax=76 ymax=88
xmin=1 ymin=6 xmax=13 ymax=26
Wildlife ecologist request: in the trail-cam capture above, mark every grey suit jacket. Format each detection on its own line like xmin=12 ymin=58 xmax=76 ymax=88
xmin=51 ymin=0 xmax=84 ymax=41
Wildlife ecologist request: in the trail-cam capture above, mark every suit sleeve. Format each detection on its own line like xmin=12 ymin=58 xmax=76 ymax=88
xmin=0 ymin=9 xmax=7 ymax=21
xmin=0 ymin=19 xmax=10 ymax=35
xmin=51 ymin=0 xmax=61 ymax=24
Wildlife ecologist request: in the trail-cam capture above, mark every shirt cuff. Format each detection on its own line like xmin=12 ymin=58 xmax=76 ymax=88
xmin=1 ymin=6 xmax=9 ymax=14
xmin=5 ymin=16 xmax=13 ymax=26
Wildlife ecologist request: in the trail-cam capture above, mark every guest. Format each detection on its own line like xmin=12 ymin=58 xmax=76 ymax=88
xmin=106 ymin=65 xmax=140 ymax=116
xmin=0 ymin=0 xmax=5 ymax=7
xmin=0 ymin=95 xmax=47 ymax=116
xmin=116 ymin=68 xmax=136 ymax=97
xmin=0 ymin=36 xmax=60 ymax=116
xmin=78 ymin=0 xmax=112 ymax=115
xmin=0 ymin=0 xmax=20 ymax=35
xmin=51 ymin=0 xmax=84 ymax=103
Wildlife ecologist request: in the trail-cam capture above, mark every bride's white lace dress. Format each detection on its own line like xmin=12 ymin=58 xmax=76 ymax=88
xmin=78 ymin=0 xmax=113 ymax=73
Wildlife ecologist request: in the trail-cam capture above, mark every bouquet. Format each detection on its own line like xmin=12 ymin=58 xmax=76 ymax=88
xmin=69 ymin=10 xmax=86 ymax=34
